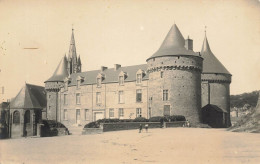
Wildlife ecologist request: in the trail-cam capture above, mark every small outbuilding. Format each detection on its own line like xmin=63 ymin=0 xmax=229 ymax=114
xmin=202 ymin=104 xmax=228 ymax=128
xmin=9 ymin=83 xmax=46 ymax=138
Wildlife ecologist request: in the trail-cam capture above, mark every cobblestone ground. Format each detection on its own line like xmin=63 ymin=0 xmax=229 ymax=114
xmin=0 ymin=128 xmax=260 ymax=164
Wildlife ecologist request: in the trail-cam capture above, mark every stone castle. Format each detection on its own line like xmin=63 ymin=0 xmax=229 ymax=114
xmin=44 ymin=24 xmax=232 ymax=128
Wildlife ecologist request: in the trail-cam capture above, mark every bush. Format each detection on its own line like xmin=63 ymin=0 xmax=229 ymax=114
xmin=149 ymin=116 xmax=168 ymax=122
xmin=119 ymin=119 xmax=133 ymax=122
xmin=133 ymin=117 xmax=148 ymax=122
xmin=167 ymin=115 xmax=186 ymax=121
xmin=84 ymin=121 xmax=100 ymax=128
xmin=149 ymin=115 xmax=186 ymax=122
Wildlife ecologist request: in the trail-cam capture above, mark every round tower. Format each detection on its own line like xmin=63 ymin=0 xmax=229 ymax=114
xmin=147 ymin=24 xmax=203 ymax=123
xmin=44 ymin=56 xmax=69 ymax=121
xmin=201 ymin=34 xmax=232 ymax=127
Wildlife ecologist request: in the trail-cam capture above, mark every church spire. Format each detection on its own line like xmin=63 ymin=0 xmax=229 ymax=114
xmin=68 ymin=28 xmax=79 ymax=74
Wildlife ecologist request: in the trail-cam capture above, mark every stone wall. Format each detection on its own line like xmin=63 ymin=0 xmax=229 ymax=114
xmin=165 ymin=121 xmax=186 ymax=128
xmin=147 ymin=56 xmax=203 ymax=123
xmin=101 ymin=122 xmax=161 ymax=132
xmin=60 ymin=79 xmax=149 ymax=127
xmin=201 ymin=73 xmax=231 ymax=126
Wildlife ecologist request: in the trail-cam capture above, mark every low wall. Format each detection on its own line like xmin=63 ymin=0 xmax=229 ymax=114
xmin=101 ymin=122 xmax=161 ymax=132
xmin=165 ymin=121 xmax=186 ymax=128
xmin=82 ymin=128 xmax=103 ymax=135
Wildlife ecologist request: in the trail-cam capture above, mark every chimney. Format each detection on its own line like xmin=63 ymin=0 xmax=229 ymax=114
xmin=101 ymin=66 xmax=108 ymax=72
xmin=185 ymin=36 xmax=193 ymax=51
xmin=114 ymin=64 xmax=121 ymax=71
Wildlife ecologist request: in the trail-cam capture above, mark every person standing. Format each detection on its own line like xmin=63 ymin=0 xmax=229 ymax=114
xmin=145 ymin=123 xmax=149 ymax=132
xmin=139 ymin=124 xmax=142 ymax=133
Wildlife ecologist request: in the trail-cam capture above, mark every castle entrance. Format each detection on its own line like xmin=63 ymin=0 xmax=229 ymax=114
xmin=163 ymin=105 xmax=170 ymax=116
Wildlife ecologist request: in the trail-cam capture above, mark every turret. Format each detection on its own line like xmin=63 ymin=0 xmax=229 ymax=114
xmin=45 ymin=56 xmax=69 ymax=121
xmin=77 ymin=55 xmax=82 ymax=72
xmin=147 ymin=24 xmax=203 ymax=123
xmin=201 ymin=33 xmax=232 ymax=127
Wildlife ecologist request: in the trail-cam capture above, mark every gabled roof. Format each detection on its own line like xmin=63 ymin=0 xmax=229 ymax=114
xmin=10 ymin=83 xmax=46 ymax=109
xmin=202 ymin=104 xmax=228 ymax=113
xmin=68 ymin=64 xmax=148 ymax=86
xmin=201 ymin=35 xmax=231 ymax=75
xmin=147 ymin=24 xmax=199 ymax=61
xmin=45 ymin=56 xmax=69 ymax=82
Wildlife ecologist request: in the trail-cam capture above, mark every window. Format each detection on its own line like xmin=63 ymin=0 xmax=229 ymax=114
xmin=136 ymin=108 xmax=142 ymax=117
xmin=24 ymin=110 xmax=30 ymax=124
xmin=163 ymin=90 xmax=168 ymax=101
xmin=109 ymin=108 xmax=114 ymax=118
xmin=64 ymin=82 xmax=68 ymax=91
xmin=119 ymin=76 xmax=124 ymax=85
xmin=97 ymin=78 xmax=101 ymax=87
xmin=136 ymin=74 xmax=142 ymax=84
xmin=118 ymin=91 xmax=124 ymax=103
xmin=77 ymin=80 xmax=80 ymax=89
xmin=96 ymin=92 xmax=101 ymax=104
xmin=85 ymin=109 xmax=89 ymax=120
xmin=64 ymin=109 xmax=68 ymax=120
xmin=161 ymin=71 xmax=164 ymax=78
xmin=13 ymin=111 xmax=20 ymax=124
xmin=119 ymin=108 xmax=124 ymax=117
xmin=76 ymin=93 xmax=81 ymax=104
xmin=136 ymin=89 xmax=142 ymax=102
xmin=49 ymin=95 xmax=51 ymax=99
xmin=64 ymin=94 xmax=68 ymax=105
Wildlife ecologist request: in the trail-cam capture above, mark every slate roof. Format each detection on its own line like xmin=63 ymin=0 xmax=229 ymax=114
xmin=69 ymin=64 xmax=148 ymax=86
xmin=202 ymin=104 xmax=228 ymax=113
xmin=147 ymin=24 xmax=200 ymax=61
xmin=10 ymin=83 xmax=46 ymax=109
xmin=201 ymin=35 xmax=231 ymax=75
xmin=45 ymin=56 xmax=69 ymax=82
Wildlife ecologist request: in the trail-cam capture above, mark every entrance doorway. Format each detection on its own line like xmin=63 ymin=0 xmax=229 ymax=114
xmin=94 ymin=112 xmax=104 ymax=121
xmin=76 ymin=109 xmax=81 ymax=125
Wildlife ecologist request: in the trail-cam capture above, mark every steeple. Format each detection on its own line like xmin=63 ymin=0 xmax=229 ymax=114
xmin=147 ymin=24 xmax=199 ymax=61
xmin=68 ymin=28 xmax=77 ymax=60
xmin=201 ymin=34 xmax=230 ymax=74
xmin=67 ymin=28 xmax=81 ymax=74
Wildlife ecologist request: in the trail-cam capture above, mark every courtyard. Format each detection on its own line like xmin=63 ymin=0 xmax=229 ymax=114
xmin=0 ymin=128 xmax=260 ymax=164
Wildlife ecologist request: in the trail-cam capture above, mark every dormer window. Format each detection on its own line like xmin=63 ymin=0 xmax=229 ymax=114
xmin=136 ymin=74 xmax=142 ymax=84
xmin=136 ymin=69 xmax=144 ymax=85
xmin=119 ymin=76 xmax=124 ymax=85
xmin=97 ymin=78 xmax=101 ymax=87
xmin=76 ymin=76 xmax=84 ymax=89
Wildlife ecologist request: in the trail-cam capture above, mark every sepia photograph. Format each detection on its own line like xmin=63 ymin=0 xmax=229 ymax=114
xmin=0 ymin=0 xmax=260 ymax=163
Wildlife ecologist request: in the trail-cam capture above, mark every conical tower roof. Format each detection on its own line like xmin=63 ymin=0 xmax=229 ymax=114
xmin=45 ymin=56 xmax=69 ymax=82
xmin=147 ymin=24 xmax=199 ymax=61
xmin=201 ymin=35 xmax=231 ymax=75
xmin=10 ymin=83 xmax=46 ymax=109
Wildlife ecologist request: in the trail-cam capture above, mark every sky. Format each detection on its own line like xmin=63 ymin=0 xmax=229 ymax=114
xmin=0 ymin=0 xmax=260 ymax=102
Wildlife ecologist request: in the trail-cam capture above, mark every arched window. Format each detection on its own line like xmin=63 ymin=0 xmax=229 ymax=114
xmin=24 ymin=110 xmax=30 ymax=124
xmin=13 ymin=111 xmax=20 ymax=124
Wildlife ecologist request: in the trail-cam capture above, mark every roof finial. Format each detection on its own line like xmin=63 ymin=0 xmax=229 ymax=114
xmin=72 ymin=24 xmax=74 ymax=31
xmin=204 ymin=26 xmax=207 ymax=36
